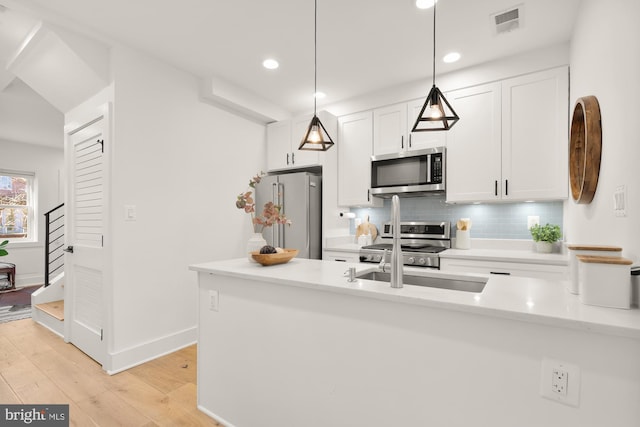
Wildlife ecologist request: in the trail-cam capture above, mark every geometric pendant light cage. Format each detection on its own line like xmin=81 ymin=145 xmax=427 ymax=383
xmin=299 ymin=0 xmax=335 ymax=151
xmin=412 ymin=0 xmax=460 ymax=132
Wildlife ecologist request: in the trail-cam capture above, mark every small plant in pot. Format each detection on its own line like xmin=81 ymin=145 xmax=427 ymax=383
xmin=529 ymin=223 xmax=562 ymax=253
xmin=0 ymin=240 xmax=8 ymax=257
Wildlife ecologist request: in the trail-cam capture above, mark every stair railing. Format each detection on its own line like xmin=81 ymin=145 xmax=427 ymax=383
xmin=44 ymin=203 xmax=64 ymax=287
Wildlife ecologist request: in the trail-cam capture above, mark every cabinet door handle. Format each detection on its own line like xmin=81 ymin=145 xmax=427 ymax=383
xmin=401 ymin=135 xmax=404 ymax=149
xmin=505 ymin=179 xmax=509 ymax=196
xmin=367 ymin=189 xmax=370 ymax=202
xmin=409 ymin=134 xmax=412 ymax=148
xmin=286 ymin=153 xmax=290 ymax=165
xmin=291 ymin=152 xmax=295 ymax=164
xmin=495 ymin=180 xmax=498 ymax=196
xmin=490 ymin=271 xmax=511 ymax=275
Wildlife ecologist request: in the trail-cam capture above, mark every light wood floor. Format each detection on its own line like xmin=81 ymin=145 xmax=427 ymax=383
xmin=0 ymin=318 xmax=222 ymax=426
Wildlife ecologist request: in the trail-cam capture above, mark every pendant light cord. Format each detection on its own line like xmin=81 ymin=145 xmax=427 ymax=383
xmin=432 ymin=0 xmax=436 ymax=87
xmin=314 ymin=0 xmax=318 ymax=115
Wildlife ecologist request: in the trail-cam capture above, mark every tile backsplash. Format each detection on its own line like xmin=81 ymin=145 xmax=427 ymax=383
xmin=350 ymin=195 xmax=563 ymax=240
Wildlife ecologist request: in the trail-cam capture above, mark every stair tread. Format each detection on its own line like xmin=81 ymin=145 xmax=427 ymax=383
xmin=35 ymin=300 xmax=64 ymax=321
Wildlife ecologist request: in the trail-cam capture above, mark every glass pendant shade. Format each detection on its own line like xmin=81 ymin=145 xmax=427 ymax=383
xmin=299 ymin=115 xmax=334 ymax=151
xmin=412 ymin=85 xmax=459 ymax=131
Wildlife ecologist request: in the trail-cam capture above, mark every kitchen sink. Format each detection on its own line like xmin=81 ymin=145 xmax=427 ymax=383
xmin=356 ymin=271 xmax=487 ymax=293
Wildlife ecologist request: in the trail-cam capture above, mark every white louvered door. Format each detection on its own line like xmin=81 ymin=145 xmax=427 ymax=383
xmin=65 ymin=114 xmax=107 ymax=365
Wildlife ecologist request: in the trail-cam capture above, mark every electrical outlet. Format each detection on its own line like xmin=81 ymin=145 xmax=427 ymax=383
xmin=527 ymin=216 xmax=540 ymax=229
xmin=209 ymin=290 xmax=219 ymax=312
xmin=551 ymin=368 xmax=568 ymax=395
xmin=540 ymin=358 xmax=580 ymax=407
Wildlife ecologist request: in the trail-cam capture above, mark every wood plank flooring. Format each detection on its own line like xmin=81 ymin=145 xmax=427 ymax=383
xmin=0 ymin=318 xmax=222 ymax=426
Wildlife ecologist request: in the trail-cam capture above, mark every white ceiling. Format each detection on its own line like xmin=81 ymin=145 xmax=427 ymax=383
xmin=0 ymin=0 xmax=582 ymax=146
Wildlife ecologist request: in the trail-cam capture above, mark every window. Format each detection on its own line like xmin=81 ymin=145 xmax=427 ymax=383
xmin=0 ymin=170 xmax=35 ymax=241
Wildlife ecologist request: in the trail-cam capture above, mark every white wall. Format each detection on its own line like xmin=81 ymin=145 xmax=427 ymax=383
xmin=566 ymin=0 xmax=640 ymax=263
xmin=198 ymin=274 xmax=640 ymax=427
xmin=106 ymin=45 xmax=265 ymax=371
xmin=0 ymin=139 xmax=64 ymax=286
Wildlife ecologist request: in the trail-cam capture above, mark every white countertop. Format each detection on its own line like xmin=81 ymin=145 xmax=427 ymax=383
xmin=190 ymin=257 xmax=640 ymax=340
xmin=441 ymin=248 xmax=569 ymax=265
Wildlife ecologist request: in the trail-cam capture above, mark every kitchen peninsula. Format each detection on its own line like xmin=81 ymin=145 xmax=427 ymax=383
xmin=190 ymin=258 xmax=640 ymax=427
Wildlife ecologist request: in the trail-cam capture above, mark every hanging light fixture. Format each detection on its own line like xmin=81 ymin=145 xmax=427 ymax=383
xmin=412 ymin=0 xmax=459 ymax=132
xmin=299 ymin=0 xmax=334 ymax=151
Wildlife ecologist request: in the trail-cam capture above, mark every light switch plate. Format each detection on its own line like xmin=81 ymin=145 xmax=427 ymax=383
xmin=125 ymin=205 xmax=137 ymax=221
xmin=614 ymin=185 xmax=627 ymax=217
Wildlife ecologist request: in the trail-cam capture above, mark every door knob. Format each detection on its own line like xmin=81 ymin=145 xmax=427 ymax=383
xmin=63 ymin=245 xmax=74 ymax=253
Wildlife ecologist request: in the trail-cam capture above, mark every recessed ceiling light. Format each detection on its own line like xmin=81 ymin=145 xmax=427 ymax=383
xmin=443 ymin=52 xmax=461 ymax=63
xmin=314 ymin=91 xmax=326 ymax=99
xmin=262 ymin=59 xmax=279 ymax=70
xmin=415 ymin=0 xmax=437 ymax=9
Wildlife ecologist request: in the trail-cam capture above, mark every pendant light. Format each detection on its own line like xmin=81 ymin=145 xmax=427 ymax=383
xmin=412 ymin=0 xmax=459 ymax=132
xmin=299 ymin=0 xmax=334 ymax=151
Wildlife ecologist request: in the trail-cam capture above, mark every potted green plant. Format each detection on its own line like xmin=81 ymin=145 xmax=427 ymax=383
xmin=529 ymin=223 xmax=562 ymax=253
xmin=0 ymin=240 xmax=8 ymax=257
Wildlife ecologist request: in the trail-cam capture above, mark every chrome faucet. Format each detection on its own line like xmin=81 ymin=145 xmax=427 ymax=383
xmin=390 ymin=195 xmax=403 ymax=288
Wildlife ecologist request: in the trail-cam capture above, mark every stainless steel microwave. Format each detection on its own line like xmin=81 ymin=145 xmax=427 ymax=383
xmin=370 ymin=147 xmax=445 ymax=198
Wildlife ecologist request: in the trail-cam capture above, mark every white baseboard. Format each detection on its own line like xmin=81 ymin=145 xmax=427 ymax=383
xmin=196 ymin=405 xmax=235 ymax=427
xmin=104 ymin=325 xmax=197 ymax=375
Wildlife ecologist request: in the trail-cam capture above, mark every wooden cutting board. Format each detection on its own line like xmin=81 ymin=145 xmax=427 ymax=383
xmin=356 ymin=222 xmax=378 ymax=240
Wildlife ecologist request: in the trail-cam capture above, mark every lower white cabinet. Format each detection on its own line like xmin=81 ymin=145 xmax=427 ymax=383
xmin=323 ymin=250 xmax=359 ymax=263
xmin=440 ymin=258 xmax=568 ymax=281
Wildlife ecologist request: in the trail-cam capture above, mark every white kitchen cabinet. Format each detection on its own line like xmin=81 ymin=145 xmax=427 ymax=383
xmin=446 ymin=66 xmax=569 ymax=203
xmin=338 ymin=111 xmax=382 ymax=207
xmin=406 ymin=98 xmax=447 ymax=150
xmin=323 ymin=250 xmax=359 ymax=263
xmin=373 ymin=100 xmax=446 ymax=156
xmin=501 ymin=68 xmax=569 ymax=200
xmin=373 ymin=103 xmax=407 ymax=155
xmin=266 ymin=111 xmax=336 ymax=171
xmin=266 ymin=120 xmax=294 ymax=171
xmin=440 ymin=258 xmax=568 ymax=281
xmin=446 ymin=82 xmax=502 ymax=202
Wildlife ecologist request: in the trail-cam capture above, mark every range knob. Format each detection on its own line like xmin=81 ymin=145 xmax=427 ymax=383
xmin=373 ymin=255 xmax=382 ymax=262
xmin=407 ymin=257 xmax=415 ymax=264
xmin=418 ymin=258 xmax=427 ymax=265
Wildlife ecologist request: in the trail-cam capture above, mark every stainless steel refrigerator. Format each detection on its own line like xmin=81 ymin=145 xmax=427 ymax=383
xmin=255 ymin=172 xmax=322 ymax=259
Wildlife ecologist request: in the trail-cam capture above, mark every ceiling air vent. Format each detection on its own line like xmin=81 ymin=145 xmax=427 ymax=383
xmin=492 ymin=5 xmax=523 ymax=34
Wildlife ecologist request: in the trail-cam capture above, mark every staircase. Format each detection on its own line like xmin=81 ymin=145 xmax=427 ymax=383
xmin=32 ymin=203 xmax=66 ymax=336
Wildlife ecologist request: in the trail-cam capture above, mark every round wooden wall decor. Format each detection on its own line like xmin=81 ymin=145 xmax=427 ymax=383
xmin=569 ymin=96 xmax=602 ymax=204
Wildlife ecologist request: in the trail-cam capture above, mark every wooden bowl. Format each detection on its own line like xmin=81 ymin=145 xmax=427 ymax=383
xmin=251 ymin=249 xmax=299 ymax=266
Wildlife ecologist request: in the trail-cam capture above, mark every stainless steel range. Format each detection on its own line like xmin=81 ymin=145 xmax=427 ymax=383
xmin=359 ymin=221 xmax=451 ymax=269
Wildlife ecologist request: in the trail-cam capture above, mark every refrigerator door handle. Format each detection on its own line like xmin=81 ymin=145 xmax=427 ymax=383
xmin=277 ymin=182 xmax=285 ymax=248
xmin=265 ymin=182 xmax=277 ymax=246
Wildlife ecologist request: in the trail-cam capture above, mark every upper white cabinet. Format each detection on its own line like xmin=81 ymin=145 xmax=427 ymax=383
xmin=446 ymin=66 xmax=569 ymax=203
xmin=501 ymin=68 xmax=569 ymax=201
xmin=406 ymin=98 xmax=447 ymax=151
xmin=266 ymin=111 xmax=336 ymax=171
xmin=373 ymin=100 xmax=446 ymax=156
xmin=338 ymin=111 xmax=383 ymax=207
xmin=446 ymin=82 xmax=503 ymax=202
